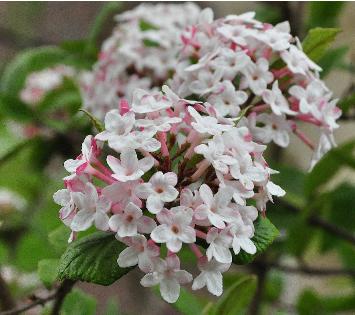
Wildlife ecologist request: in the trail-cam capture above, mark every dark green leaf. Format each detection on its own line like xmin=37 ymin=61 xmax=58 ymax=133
xmin=338 ymin=93 xmax=355 ymax=114
xmin=0 ymin=94 xmax=36 ymax=122
xmin=143 ymin=39 xmax=160 ymax=47
xmin=233 ymin=216 xmax=279 ymax=264
xmin=302 ymin=28 xmax=341 ymax=62
xmin=139 ymin=19 xmax=159 ymax=31
xmin=57 ymin=232 xmax=131 ymax=285
xmin=38 ymin=258 xmax=59 ymax=288
xmin=61 ymin=289 xmax=97 ymax=315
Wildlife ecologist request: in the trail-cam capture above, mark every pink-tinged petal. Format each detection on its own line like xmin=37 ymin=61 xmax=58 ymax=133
xmin=160 ymin=186 xmax=179 ymax=203
xmin=138 ymin=253 xmax=155 ymax=273
xmin=125 ymin=202 xmax=143 ymax=218
xmin=206 ymin=271 xmax=223 ymax=296
xmin=137 ymin=216 xmax=157 ymax=234
xmin=138 ymin=156 xmax=154 ymax=173
xmin=146 ymin=195 xmax=164 ymax=214
xmin=96 ymin=196 xmax=111 ymax=213
xmin=140 ymin=273 xmax=160 ymax=287
xmin=239 ymin=237 xmax=257 ymax=254
xmin=106 ymin=155 xmax=124 ymax=174
xmin=208 ymin=212 xmax=226 ymax=229
xmin=108 ymin=214 xmax=124 ymax=232
xmin=117 ymin=247 xmax=139 ymax=268
xmin=160 ymin=279 xmax=180 ymax=303
xmin=166 ymin=254 xmax=180 ymax=270
xmin=151 ymin=225 xmax=170 ymax=243
xmin=53 ymin=189 xmax=70 ymax=206
xmin=164 ymin=172 xmax=178 ymax=186
xmin=194 ymin=205 xmax=208 ymax=220
xmin=64 ymin=159 xmax=84 ymax=173
xmin=179 ymin=226 xmax=196 ymax=243
xmin=192 ymin=273 xmax=207 ymax=291
xmin=71 ymin=192 xmax=86 ymax=211
xmin=141 ymin=138 xmax=161 ymax=152
xmin=175 ymin=270 xmax=193 ymax=284
xmin=94 ymin=211 xmax=109 ymax=231
xmin=135 ymin=183 xmax=153 ymax=199
xmin=167 ymin=238 xmax=182 ymax=253
xmin=199 ymin=184 xmax=213 ymax=206
xmin=71 ymin=210 xmax=94 ymax=231
xmin=120 ymin=149 xmax=138 ymax=172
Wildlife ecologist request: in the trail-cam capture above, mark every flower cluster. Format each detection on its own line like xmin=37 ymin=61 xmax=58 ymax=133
xmin=80 ymin=2 xmax=201 ymax=120
xmin=169 ymin=9 xmax=341 ymax=169
xmin=20 ymin=65 xmax=75 ymax=107
xmin=54 ymin=85 xmax=284 ymax=303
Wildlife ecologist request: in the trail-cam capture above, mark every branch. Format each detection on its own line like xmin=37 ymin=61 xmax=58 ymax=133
xmin=0 ymin=280 xmax=75 ymax=315
xmin=0 ymin=271 xmax=15 ymax=311
xmin=276 ymin=198 xmax=355 ymax=244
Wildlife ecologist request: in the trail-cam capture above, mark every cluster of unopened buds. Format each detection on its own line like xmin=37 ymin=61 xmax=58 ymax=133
xmin=53 ymin=5 xmax=341 ymax=303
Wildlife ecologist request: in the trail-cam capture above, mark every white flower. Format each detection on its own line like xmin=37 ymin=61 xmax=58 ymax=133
xmin=107 ymin=149 xmax=154 ymax=182
xmin=135 ymin=116 xmax=182 ymax=133
xmin=188 ymin=106 xmax=231 ymax=136
xmin=132 ymin=89 xmax=171 ymax=114
xmin=96 ymin=110 xmax=135 ymax=143
xmin=135 ymin=172 xmax=179 ymax=214
xmin=262 ymin=81 xmax=296 ymax=116
xmin=71 ymin=183 xmax=111 ymax=231
xmin=151 ymin=207 xmax=196 ymax=252
xmin=189 ymin=69 xmax=224 ymax=95
xmin=192 ymin=256 xmax=230 ymax=296
xmin=53 ymin=188 xmax=75 ymax=223
xmin=240 ymin=58 xmax=274 ymax=95
xmin=195 ymin=185 xmax=234 ymax=229
xmin=208 ymin=81 xmax=248 ymax=117
xmin=206 ymin=228 xmax=232 ymax=263
xmin=109 ymin=202 xmax=156 ymax=237
xmin=117 ymin=234 xmax=160 ymax=272
xmin=141 ymin=254 xmax=192 ymax=303
xmin=254 ymin=181 xmax=286 ymax=211
xmin=258 ymin=21 xmax=291 ymax=51
xmin=230 ymin=221 xmax=257 ymax=255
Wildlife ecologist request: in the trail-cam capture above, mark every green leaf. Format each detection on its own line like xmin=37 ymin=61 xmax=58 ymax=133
xmin=57 ymin=232 xmax=131 ymax=285
xmin=104 ymin=298 xmax=121 ymax=315
xmin=318 ymin=46 xmax=348 ymax=78
xmin=338 ymin=93 xmax=355 ymax=114
xmin=209 ymin=275 xmax=257 ymax=315
xmin=38 ymin=258 xmax=59 ymax=288
xmin=0 ymin=137 xmax=37 ymax=168
xmin=0 ymin=46 xmax=69 ymax=97
xmin=0 ymin=93 xmax=36 ymax=122
xmin=48 ymin=225 xmax=71 ymax=254
xmin=297 ymin=289 xmax=328 ymax=315
xmin=143 ymin=39 xmax=160 ymax=47
xmin=79 ymin=109 xmax=104 ymax=132
xmin=305 ymin=140 xmax=355 ymax=196
xmin=173 ymin=288 xmax=205 ymax=315
xmin=307 ymin=2 xmax=345 ymax=29
xmin=233 ymin=216 xmax=279 ymax=264
xmin=302 ymin=28 xmax=341 ymax=62
xmin=61 ymin=289 xmax=97 ymax=315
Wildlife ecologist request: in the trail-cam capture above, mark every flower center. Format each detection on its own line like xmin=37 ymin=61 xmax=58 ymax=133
xmin=155 ymin=187 xmax=164 ymax=194
xmin=126 ymin=214 xmax=134 ymax=222
xmin=171 ymin=225 xmax=180 ymax=234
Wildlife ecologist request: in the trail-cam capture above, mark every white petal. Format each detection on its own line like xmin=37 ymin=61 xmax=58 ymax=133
xmin=117 ymin=247 xmax=139 ymax=268
xmin=151 ymin=225 xmax=170 ymax=243
xmin=94 ymin=211 xmax=109 ymax=231
xmin=71 ymin=210 xmax=94 ymax=231
xmin=206 ymin=271 xmax=223 ymax=296
xmin=137 ymin=216 xmax=157 ymax=234
xmin=146 ymin=195 xmax=164 ymax=214
xmin=239 ymin=237 xmax=257 ymax=254
xmin=160 ymin=279 xmax=180 ymax=303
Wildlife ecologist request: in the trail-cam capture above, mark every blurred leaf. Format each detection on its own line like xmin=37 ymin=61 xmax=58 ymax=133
xmin=49 ymin=225 xmax=71 ymax=254
xmin=57 ymin=232 xmax=132 ymax=285
xmin=61 ymin=289 xmax=97 ymax=315
xmin=209 ymin=275 xmax=257 ymax=315
xmin=305 ymin=140 xmax=355 ymax=196
xmin=0 ymin=137 xmax=37 ymax=168
xmin=172 ymin=287 xmax=205 ymax=315
xmin=0 ymin=241 xmax=9 ymax=264
xmin=0 ymin=94 xmax=36 ymax=122
xmin=143 ymin=39 xmax=160 ymax=47
xmin=264 ymin=271 xmax=284 ymax=302
xmin=139 ymin=19 xmax=159 ymax=31
xmin=37 ymin=258 xmax=59 ymax=289
xmin=0 ymin=46 xmax=69 ymax=97
xmin=104 ymin=298 xmax=121 ymax=315
xmin=79 ymin=109 xmax=104 ymax=132
xmin=255 ymin=4 xmax=282 ymax=24
xmin=338 ymin=93 xmax=355 ymax=114
xmin=297 ymin=289 xmax=328 ymax=315
xmin=233 ymin=216 xmax=279 ymax=264
xmin=302 ymin=28 xmax=341 ymax=62
xmin=87 ymin=2 xmax=121 ymax=51
xmin=307 ymin=2 xmax=345 ymax=29
xmin=286 ymin=216 xmax=314 ymax=257
xmin=318 ymin=46 xmax=349 ymax=78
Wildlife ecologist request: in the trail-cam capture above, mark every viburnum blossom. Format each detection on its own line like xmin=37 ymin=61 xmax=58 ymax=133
xmin=170 ymin=8 xmax=341 ymax=168
xmin=80 ymin=2 xmax=201 ymax=120
xmin=53 ymin=6 xmax=342 ymax=303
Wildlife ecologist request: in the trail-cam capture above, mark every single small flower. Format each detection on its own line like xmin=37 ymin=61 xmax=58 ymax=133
xmin=206 ymin=227 xmax=233 ymax=263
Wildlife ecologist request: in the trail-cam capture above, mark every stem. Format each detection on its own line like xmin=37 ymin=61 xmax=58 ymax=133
xmin=195 ymin=229 xmax=207 ymax=239
xmin=248 ymin=263 xmax=268 ymax=315
xmin=293 ymin=128 xmax=315 ymax=150
xmin=87 ymin=165 xmax=115 ymax=184
xmin=190 ymin=160 xmax=210 ymax=182
xmin=0 ymin=271 xmax=15 ymax=311
xmin=189 ymin=244 xmax=203 ymax=259
xmin=50 ymin=280 xmax=75 ymax=315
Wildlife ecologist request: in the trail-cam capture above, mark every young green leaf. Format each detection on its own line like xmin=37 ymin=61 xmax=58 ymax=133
xmin=61 ymin=289 xmax=97 ymax=315
xmin=233 ymin=216 xmax=279 ymax=264
xmin=38 ymin=258 xmax=59 ymax=289
xmin=302 ymin=28 xmax=341 ymax=62
xmin=57 ymin=232 xmax=132 ymax=286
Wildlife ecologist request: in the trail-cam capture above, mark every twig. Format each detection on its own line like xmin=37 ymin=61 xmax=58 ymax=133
xmin=0 ymin=271 xmax=15 ymax=311
xmin=0 ymin=280 xmax=75 ymax=315
xmin=277 ymin=198 xmax=355 ymax=244
xmin=248 ymin=262 xmax=268 ymax=315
